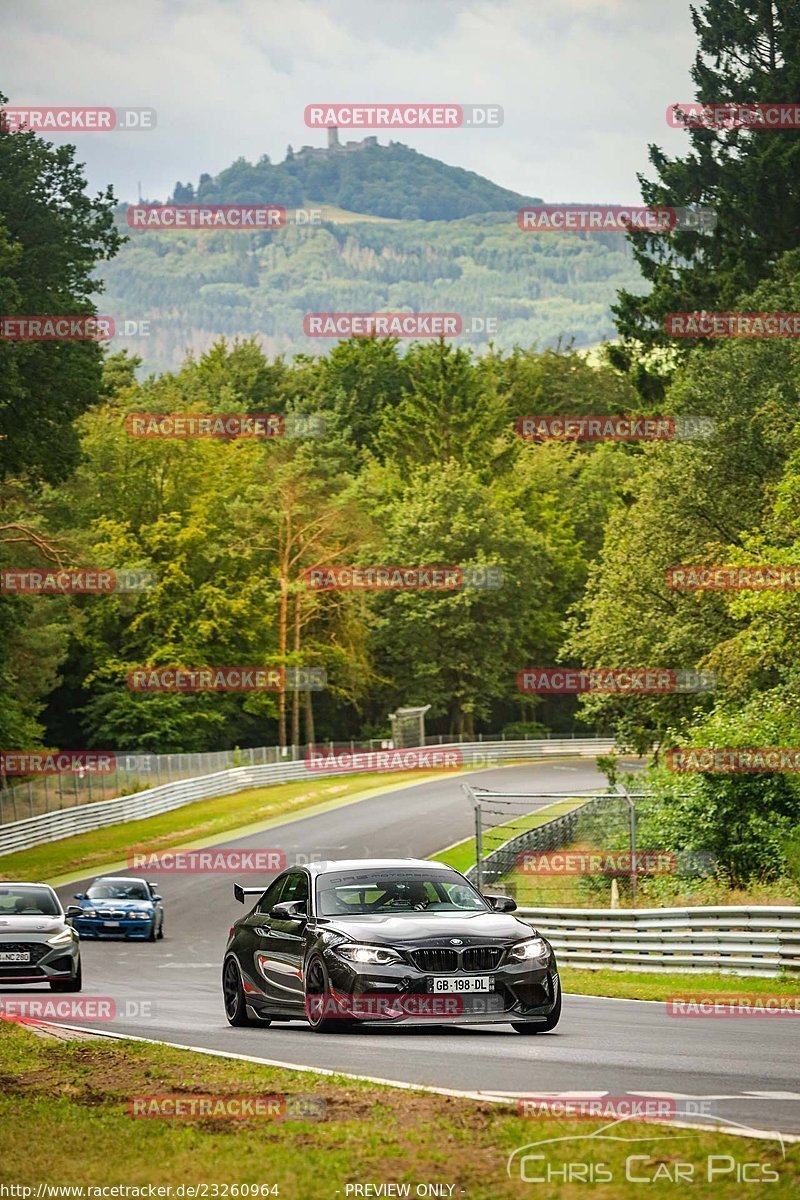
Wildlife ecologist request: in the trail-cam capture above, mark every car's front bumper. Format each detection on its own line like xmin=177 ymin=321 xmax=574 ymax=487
xmin=0 ymin=938 xmax=80 ymax=985
xmin=74 ymin=916 xmax=154 ymax=939
xmin=321 ymin=948 xmax=560 ymax=1025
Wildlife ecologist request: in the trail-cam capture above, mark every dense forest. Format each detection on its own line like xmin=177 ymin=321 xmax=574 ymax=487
xmin=4 ymin=1 xmax=800 ymax=887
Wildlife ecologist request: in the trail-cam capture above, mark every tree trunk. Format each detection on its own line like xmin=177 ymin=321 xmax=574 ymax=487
xmin=304 ymin=689 xmax=316 ymax=747
xmin=291 ymin=592 xmax=301 ymax=749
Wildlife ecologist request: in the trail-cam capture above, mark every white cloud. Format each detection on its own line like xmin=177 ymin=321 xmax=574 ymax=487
xmin=3 ymin=0 xmax=697 ymax=204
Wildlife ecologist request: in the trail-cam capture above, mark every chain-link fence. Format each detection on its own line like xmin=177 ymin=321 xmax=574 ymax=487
xmin=464 ymin=784 xmax=710 ymax=906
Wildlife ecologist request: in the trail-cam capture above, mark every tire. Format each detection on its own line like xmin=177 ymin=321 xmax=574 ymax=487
xmin=157 ymin=915 xmax=164 ymax=940
xmin=147 ymin=917 xmax=157 ymax=942
xmin=223 ymin=956 xmax=265 ymax=1027
xmin=304 ymin=955 xmax=352 ymax=1033
xmin=50 ymin=960 xmax=82 ymax=993
xmin=512 ymin=987 xmax=561 ymax=1034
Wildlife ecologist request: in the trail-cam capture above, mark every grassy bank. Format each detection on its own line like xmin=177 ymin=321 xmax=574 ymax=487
xmin=0 ymin=1023 xmax=796 ymax=1196
xmin=0 ymin=769 xmax=451 ymax=884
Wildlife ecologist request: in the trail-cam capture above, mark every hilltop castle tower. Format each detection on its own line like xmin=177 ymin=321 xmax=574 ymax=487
xmin=327 ymin=126 xmax=340 ymax=149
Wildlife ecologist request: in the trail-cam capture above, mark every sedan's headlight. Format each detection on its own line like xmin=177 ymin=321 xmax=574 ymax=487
xmin=335 ymin=943 xmax=403 ymax=965
xmin=47 ymin=928 xmax=76 ymax=946
xmin=131 ymin=911 xmax=151 ymax=920
xmin=82 ymin=909 xmax=97 ymax=918
xmin=510 ymin=937 xmax=548 ymax=962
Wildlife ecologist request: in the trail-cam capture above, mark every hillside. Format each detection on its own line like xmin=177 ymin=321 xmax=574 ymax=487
xmin=104 ymin=206 xmax=645 ymax=373
xmin=169 ymin=137 xmax=540 ymax=221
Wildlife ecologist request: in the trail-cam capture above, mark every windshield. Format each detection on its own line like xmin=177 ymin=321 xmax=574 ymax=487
xmin=87 ymin=879 xmax=150 ymax=901
xmin=0 ymin=885 xmax=60 ymax=916
xmin=316 ymin=869 xmax=488 ymax=917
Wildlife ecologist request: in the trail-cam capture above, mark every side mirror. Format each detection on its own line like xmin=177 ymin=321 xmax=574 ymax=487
xmin=73 ymin=893 xmax=86 ymax=900
xmin=65 ymin=906 xmax=82 ymax=920
xmin=151 ymin=894 xmax=162 ymax=902
xmin=270 ymin=900 xmax=307 ymax=922
xmin=486 ymin=895 xmax=516 ymax=913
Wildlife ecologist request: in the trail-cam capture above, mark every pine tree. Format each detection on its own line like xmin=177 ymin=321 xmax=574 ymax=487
xmin=611 ymin=1 xmax=800 ymax=393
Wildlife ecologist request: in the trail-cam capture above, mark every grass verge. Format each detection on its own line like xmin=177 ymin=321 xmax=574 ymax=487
xmin=0 ymin=1022 xmax=796 ymax=1196
xmin=0 ymin=769 xmax=451 ymax=884
xmin=560 ymin=967 xmax=800 ymax=1002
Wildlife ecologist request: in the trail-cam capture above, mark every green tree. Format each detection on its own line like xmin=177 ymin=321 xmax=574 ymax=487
xmin=612 ymin=1 xmax=800 ymax=391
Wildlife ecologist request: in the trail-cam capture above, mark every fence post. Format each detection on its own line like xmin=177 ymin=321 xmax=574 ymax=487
xmin=617 ymin=783 xmax=637 ymax=907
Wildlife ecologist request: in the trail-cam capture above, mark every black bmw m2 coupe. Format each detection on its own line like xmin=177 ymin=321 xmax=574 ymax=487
xmin=222 ymin=859 xmax=560 ymax=1033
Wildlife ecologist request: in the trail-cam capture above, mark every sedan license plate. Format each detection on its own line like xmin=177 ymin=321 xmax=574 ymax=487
xmin=428 ymin=975 xmax=494 ymax=993
xmin=103 ymin=921 xmax=120 ymax=928
xmin=0 ymin=951 xmax=30 ymax=962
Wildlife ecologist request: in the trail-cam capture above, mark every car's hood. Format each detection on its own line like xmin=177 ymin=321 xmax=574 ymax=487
xmin=319 ymin=910 xmax=538 ymax=945
xmin=0 ymin=915 xmax=66 ymax=936
xmin=82 ymin=898 xmax=152 ymax=910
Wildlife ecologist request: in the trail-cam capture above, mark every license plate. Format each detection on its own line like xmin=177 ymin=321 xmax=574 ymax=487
xmin=0 ymin=951 xmax=30 ymax=962
xmin=103 ymin=921 xmax=120 ymax=928
xmin=429 ymin=975 xmax=494 ymax=993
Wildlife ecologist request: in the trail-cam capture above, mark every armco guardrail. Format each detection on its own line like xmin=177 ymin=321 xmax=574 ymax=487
xmin=0 ymin=738 xmax=615 ymax=857
xmin=519 ymin=906 xmax=800 ymax=977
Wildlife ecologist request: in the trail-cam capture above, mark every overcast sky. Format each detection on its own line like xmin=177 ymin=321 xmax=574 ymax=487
xmin=3 ymin=0 xmax=700 ymax=205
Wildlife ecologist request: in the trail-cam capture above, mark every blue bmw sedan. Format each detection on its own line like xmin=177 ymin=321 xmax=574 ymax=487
xmin=72 ymin=876 xmax=164 ymax=941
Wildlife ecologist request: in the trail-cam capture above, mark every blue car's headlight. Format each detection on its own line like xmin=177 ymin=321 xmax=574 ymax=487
xmin=82 ymin=908 xmax=97 ymax=918
xmin=131 ymin=911 xmax=152 ymax=920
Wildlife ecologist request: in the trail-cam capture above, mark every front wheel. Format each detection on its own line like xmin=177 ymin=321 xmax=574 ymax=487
xmin=304 ymin=956 xmax=352 ymax=1033
xmin=512 ymin=988 xmax=561 ymax=1034
xmin=50 ymin=961 xmax=82 ymax=993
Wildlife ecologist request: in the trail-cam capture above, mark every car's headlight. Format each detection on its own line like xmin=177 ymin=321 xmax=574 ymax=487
xmin=335 ymin=943 xmax=402 ymax=965
xmin=47 ymin=928 xmax=76 ymax=946
xmin=131 ymin=911 xmax=151 ymax=919
xmin=510 ymin=937 xmax=548 ymax=962
xmin=82 ymin=909 xmax=97 ymax=918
